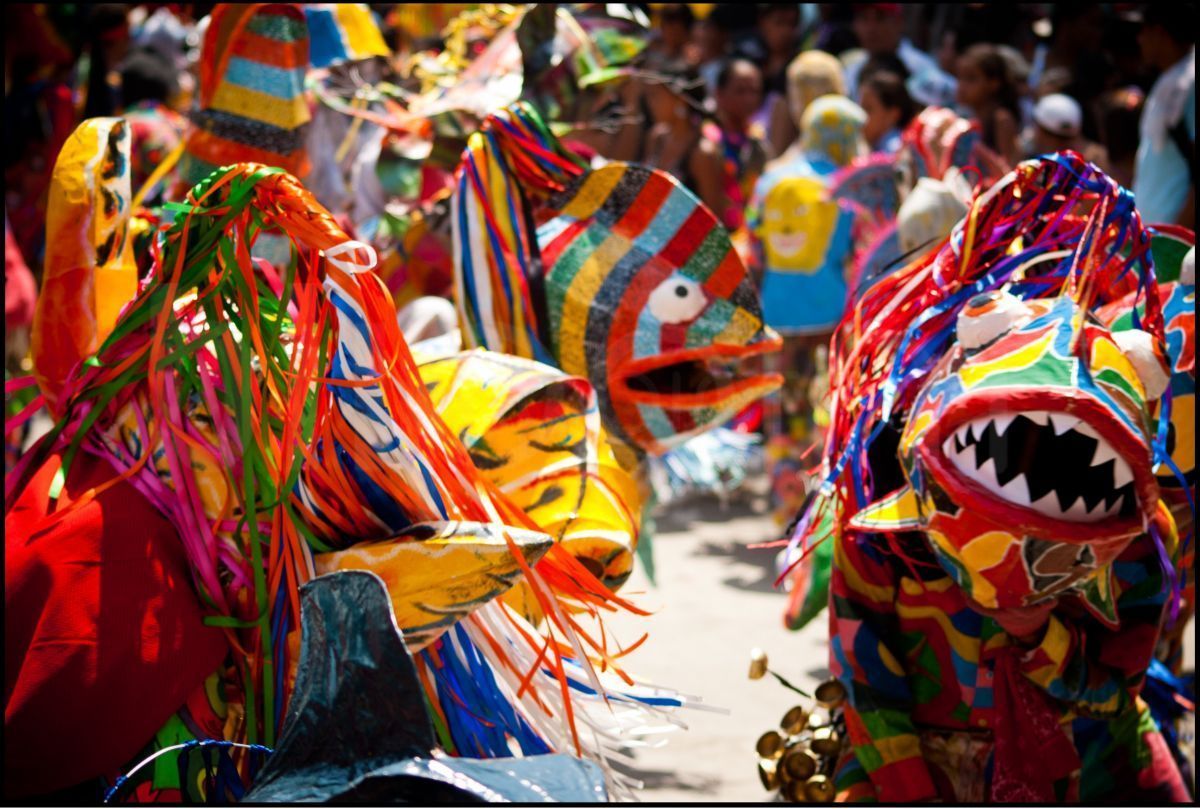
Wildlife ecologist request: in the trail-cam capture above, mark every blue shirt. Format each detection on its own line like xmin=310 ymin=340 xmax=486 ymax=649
xmin=752 ymin=155 xmax=854 ymax=335
xmin=1134 ymin=50 xmax=1195 ymax=224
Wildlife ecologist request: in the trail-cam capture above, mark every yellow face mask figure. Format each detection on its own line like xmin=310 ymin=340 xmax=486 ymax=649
xmin=759 ymin=176 xmax=839 ymax=273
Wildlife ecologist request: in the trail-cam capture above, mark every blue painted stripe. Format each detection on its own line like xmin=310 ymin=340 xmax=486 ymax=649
xmin=223 ymin=56 xmax=305 ymax=100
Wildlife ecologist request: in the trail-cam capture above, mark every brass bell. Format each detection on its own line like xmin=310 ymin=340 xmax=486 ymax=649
xmin=756 ymin=730 xmax=786 ymax=760
xmin=811 ymin=725 xmax=842 ymax=757
xmin=758 ymin=758 xmax=781 ymax=790
xmin=814 ymin=679 xmax=847 ymax=710
xmin=749 ymin=648 xmax=769 ymax=680
xmin=780 ymin=705 xmax=809 ymax=736
xmin=782 ymin=747 xmax=818 ymax=782
xmin=805 ymin=774 xmax=836 ymax=803
xmin=785 ymin=778 xmax=809 ymax=803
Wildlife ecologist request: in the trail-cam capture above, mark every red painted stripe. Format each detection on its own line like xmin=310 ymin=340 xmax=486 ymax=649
xmin=612 ymin=171 xmax=672 ymax=239
xmin=658 ymin=207 xmax=713 ymax=271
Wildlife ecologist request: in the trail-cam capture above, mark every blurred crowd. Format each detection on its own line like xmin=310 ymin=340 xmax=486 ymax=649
xmin=4 ymin=3 xmax=1196 ymax=493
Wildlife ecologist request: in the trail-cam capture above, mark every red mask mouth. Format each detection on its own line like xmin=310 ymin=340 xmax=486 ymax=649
xmin=919 ymin=393 xmax=1156 ymax=542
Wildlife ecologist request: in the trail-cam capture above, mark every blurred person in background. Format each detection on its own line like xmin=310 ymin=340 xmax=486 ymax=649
xmin=640 ymin=65 xmax=708 ymax=191
xmin=956 ymin=43 xmax=1022 ymax=167
xmin=4 ymin=4 xmax=78 ymax=272
xmin=750 ymin=95 xmax=865 ymax=521
xmin=80 ymin=4 xmax=132 ymax=120
xmin=117 ymin=47 xmax=186 ymax=205
xmin=692 ymin=58 xmax=768 ymax=236
xmin=1133 ymin=2 xmax=1195 ymax=227
xmin=771 ymin=49 xmax=846 ymax=165
xmin=843 ymin=3 xmax=936 ymax=100
xmin=743 ymin=4 xmax=803 ymax=156
xmin=644 ymin=4 xmax=695 ymax=72
xmin=1024 ymin=92 xmax=1108 ymax=169
xmin=1097 ymin=87 xmax=1145 ymax=190
xmin=1027 ymin=2 xmax=1111 ymax=139
xmin=859 ymin=69 xmax=915 ymax=154
xmin=694 ymin=4 xmax=739 ymax=95
xmin=809 ymin=3 xmax=858 ymax=57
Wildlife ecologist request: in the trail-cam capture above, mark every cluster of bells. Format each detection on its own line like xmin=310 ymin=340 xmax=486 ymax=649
xmin=749 ymin=649 xmax=848 ymax=803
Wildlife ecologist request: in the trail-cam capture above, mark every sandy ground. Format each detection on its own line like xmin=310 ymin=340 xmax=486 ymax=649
xmin=597 ymin=484 xmax=1196 ymax=803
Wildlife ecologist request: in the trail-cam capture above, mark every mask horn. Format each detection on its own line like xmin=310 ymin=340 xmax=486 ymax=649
xmin=1112 ymin=329 xmax=1170 ymax=401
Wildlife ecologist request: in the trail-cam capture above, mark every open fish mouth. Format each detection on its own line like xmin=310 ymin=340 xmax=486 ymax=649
xmin=617 ymin=338 xmax=782 ymax=408
xmin=940 ymin=410 xmax=1138 ymax=522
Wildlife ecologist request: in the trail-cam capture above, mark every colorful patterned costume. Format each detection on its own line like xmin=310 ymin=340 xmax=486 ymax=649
xmin=6 ymin=119 xmax=692 ymax=799
xmin=452 ymin=103 xmax=782 ymax=467
xmin=782 ymin=153 xmax=1190 ymax=802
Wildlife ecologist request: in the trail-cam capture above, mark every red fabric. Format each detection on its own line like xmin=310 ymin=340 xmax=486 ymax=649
xmin=4 ymin=452 xmax=228 ymax=799
xmin=5 ymin=221 xmax=37 ymax=330
xmin=989 ymin=647 xmax=1081 ymax=802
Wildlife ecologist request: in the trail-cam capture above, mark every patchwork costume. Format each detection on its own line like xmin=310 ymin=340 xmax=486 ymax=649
xmin=781 ymin=153 xmax=1191 ymax=802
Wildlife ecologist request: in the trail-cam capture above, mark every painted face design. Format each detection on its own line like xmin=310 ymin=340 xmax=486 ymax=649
xmin=418 ymin=349 xmax=641 ymax=593
xmin=537 ymin=164 xmax=782 ymax=458
xmin=760 ymin=176 xmax=838 ymax=272
xmin=853 ymin=291 xmax=1167 ymax=618
xmin=32 ymin=117 xmax=137 ymax=414
xmin=1099 ymin=249 xmax=1195 ymax=534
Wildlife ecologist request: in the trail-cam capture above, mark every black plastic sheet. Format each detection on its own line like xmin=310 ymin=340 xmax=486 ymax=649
xmin=244 ymin=570 xmax=607 ymax=803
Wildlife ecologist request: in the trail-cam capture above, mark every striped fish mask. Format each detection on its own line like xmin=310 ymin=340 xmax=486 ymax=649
xmin=536 ymin=164 xmax=782 ymax=459
xmin=453 ymin=105 xmax=781 ymax=461
xmin=852 ymin=291 xmax=1169 ymax=618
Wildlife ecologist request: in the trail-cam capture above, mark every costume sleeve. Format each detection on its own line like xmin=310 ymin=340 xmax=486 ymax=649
xmin=1017 ymin=533 xmax=1170 ymax=717
xmin=829 ymin=532 xmax=938 ymax=803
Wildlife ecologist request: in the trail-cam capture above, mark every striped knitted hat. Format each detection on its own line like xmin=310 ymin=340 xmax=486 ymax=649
xmin=179 ymin=3 xmax=311 ymax=189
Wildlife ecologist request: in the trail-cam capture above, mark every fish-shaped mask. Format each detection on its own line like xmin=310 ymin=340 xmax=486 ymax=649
xmin=453 ymin=105 xmax=782 ymax=464
xmin=852 ymin=291 xmax=1169 ymax=622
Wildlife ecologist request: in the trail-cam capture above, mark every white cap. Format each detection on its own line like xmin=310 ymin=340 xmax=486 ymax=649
xmin=1033 ymin=94 xmax=1082 ymax=138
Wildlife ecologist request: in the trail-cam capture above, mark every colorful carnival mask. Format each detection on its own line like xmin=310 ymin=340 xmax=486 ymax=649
xmin=537 ymin=163 xmax=783 ymax=458
xmin=304 ymin=3 xmax=389 ymax=69
xmin=453 ymin=104 xmax=782 ymax=463
xmin=418 ymin=349 xmax=641 ymax=593
xmin=759 ymin=175 xmax=840 ymax=272
xmin=31 ymin=117 xmax=138 ymax=415
xmin=1100 ymin=240 xmax=1195 ymax=533
xmin=178 ymin=3 xmax=311 ymax=189
xmin=852 ymin=291 xmax=1168 ymax=621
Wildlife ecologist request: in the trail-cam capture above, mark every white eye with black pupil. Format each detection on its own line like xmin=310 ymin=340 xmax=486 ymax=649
xmin=648 ymin=276 xmax=707 ymax=324
xmin=957 ymin=290 xmax=1029 ymax=350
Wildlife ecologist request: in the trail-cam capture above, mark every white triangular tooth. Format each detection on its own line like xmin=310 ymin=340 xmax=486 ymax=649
xmin=1030 ymin=490 xmax=1060 ymax=516
xmin=1074 ymin=420 xmax=1101 ymax=441
xmin=1062 ymin=495 xmax=1090 ymax=520
xmin=992 ymin=413 xmax=1016 ymax=435
xmin=1090 ymin=441 xmax=1120 ymax=469
xmin=1025 ymin=410 xmax=1050 ymax=426
xmin=974 ymin=457 xmax=1001 ymax=490
xmin=1111 ymin=458 xmax=1134 ymax=489
xmin=1103 ymin=498 xmax=1121 ymax=517
xmin=1048 ymin=413 xmax=1078 ymax=435
xmin=1086 ymin=498 xmax=1106 ymax=516
xmin=943 ymin=438 xmax=956 ymax=457
xmin=1000 ymin=473 xmax=1032 ymax=506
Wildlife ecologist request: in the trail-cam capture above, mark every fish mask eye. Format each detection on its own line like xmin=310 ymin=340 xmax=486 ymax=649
xmin=957 ymin=290 xmax=1029 ymax=350
xmin=647 ymin=276 xmax=707 ymax=324
xmin=1181 ymin=246 xmax=1195 ymax=286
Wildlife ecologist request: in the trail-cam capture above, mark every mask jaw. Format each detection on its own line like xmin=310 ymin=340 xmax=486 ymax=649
xmin=848 ymin=486 xmax=927 ymax=532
